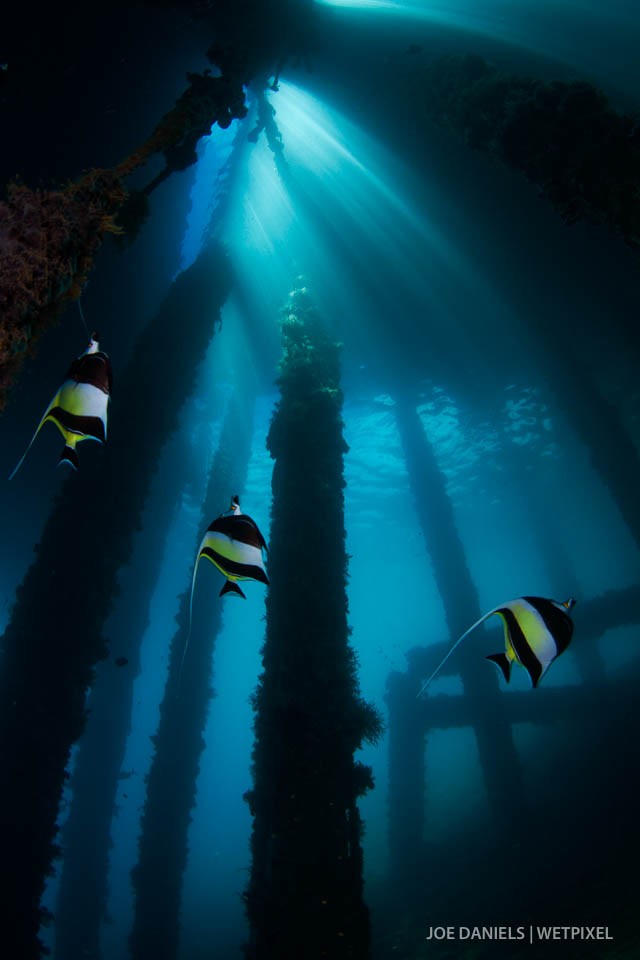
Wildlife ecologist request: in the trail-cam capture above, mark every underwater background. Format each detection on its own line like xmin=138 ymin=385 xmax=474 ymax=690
xmin=1 ymin=1 xmax=639 ymax=958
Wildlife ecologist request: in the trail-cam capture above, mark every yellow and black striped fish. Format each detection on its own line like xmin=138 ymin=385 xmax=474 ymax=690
xmin=178 ymin=497 xmax=269 ymax=686
xmin=9 ymin=333 xmax=112 ymax=478
xmin=418 ymin=596 xmax=576 ymax=696
xmin=193 ymin=495 xmax=269 ymax=600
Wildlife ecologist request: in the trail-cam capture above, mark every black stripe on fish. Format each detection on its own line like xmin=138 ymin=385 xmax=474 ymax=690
xmin=66 ymin=354 xmax=112 ymax=395
xmin=523 ymin=596 xmax=574 ymax=654
xmin=208 ymin=515 xmax=267 ymax=549
xmin=47 ymin=407 xmax=106 ymax=443
xmin=499 ymin=606 xmax=544 ymax=688
xmin=200 ymin=546 xmax=270 ymax=585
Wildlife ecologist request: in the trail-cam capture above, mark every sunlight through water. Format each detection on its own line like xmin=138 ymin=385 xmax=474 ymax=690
xmin=314 ymin=0 xmax=640 ymax=92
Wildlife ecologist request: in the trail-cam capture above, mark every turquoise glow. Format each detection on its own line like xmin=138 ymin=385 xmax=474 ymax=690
xmin=314 ymin=0 xmax=640 ymax=91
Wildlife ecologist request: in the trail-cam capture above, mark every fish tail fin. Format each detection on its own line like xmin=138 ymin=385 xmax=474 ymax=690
xmin=58 ymin=444 xmax=79 ymax=471
xmin=220 ymin=580 xmax=246 ymax=599
xmin=485 ymin=652 xmax=512 ymax=683
xmin=416 ymin=612 xmax=493 ymax=698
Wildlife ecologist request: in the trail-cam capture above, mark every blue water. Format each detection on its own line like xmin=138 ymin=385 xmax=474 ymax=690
xmin=2 ymin=1 xmax=640 ymax=958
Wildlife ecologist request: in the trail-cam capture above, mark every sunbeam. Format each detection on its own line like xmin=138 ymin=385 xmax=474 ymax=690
xmin=3 ymin=4 xmax=640 ymax=958
xmin=315 ymin=0 xmax=640 ymax=91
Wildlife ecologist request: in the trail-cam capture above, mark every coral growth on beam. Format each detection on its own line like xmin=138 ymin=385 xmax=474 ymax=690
xmin=0 ymin=70 xmax=247 ymax=414
xmin=245 ymin=283 xmax=382 ymax=960
xmin=0 ymin=170 xmax=125 ymax=413
xmin=0 ymin=241 xmax=232 ymax=960
xmin=420 ymin=54 xmax=640 ymax=250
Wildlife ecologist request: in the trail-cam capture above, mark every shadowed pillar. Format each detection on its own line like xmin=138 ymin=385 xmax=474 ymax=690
xmin=129 ymin=389 xmax=255 ymax=960
xmin=393 ymin=392 xmax=526 ymax=837
xmin=244 ymin=285 xmax=381 ymax=960
xmin=0 ymin=242 xmax=232 ymax=960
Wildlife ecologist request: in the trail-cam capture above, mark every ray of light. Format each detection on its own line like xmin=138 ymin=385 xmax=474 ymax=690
xmin=313 ymin=0 xmax=640 ymax=92
xmin=231 ymin=80 xmax=517 ymax=377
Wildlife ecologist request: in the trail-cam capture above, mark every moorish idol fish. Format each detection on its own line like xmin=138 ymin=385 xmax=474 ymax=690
xmin=178 ymin=497 xmax=269 ymax=687
xmin=9 ymin=332 xmax=112 ymax=478
xmin=193 ymin=495 xmax=269 ymax=600
xmin=417 ymin=596 xmax=576 ymax=696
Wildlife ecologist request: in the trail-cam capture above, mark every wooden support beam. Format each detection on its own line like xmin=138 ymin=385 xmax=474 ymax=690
xmin=409 ymin=669 xmax=637 ymax=730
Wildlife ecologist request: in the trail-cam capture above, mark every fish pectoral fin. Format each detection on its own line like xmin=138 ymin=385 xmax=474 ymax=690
xmin=219 ymin=580 xmax=246 ymax=599
xmin=485 ymin=652 xmax=512 ymax=683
